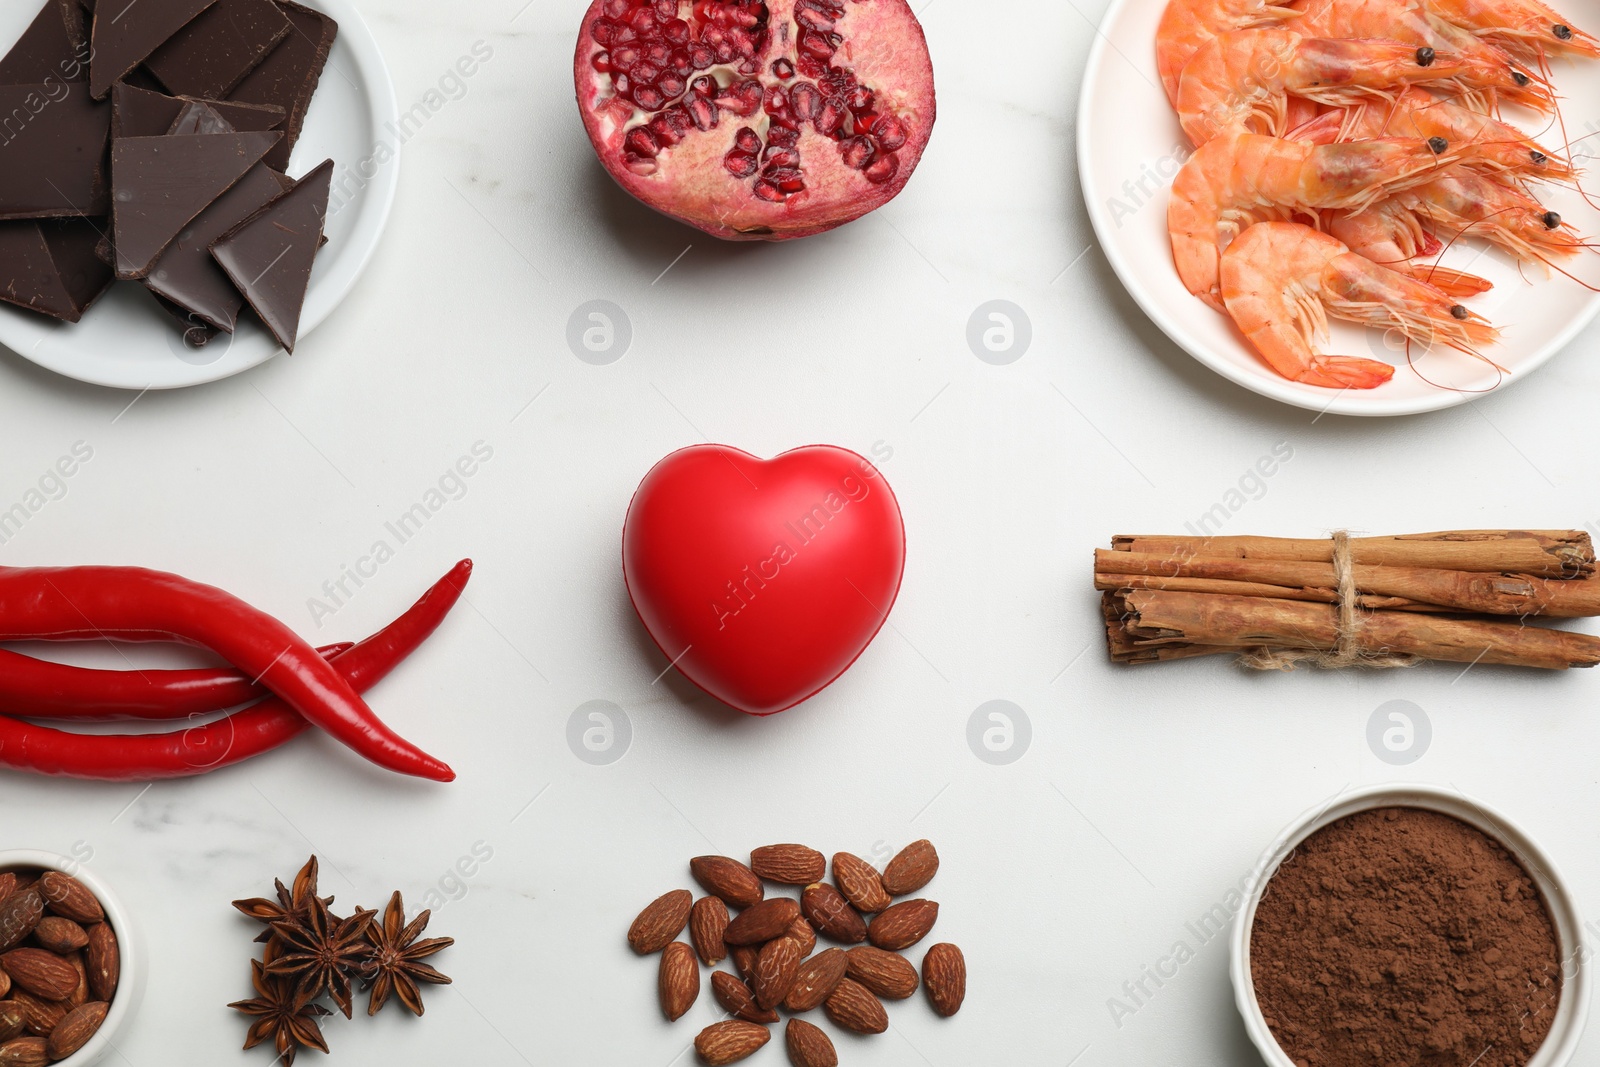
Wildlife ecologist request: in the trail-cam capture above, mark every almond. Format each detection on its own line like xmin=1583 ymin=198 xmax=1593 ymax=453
xmin=823 ymin=977 xmax=888 ymax=1035
xmin=730 ymin=945 xmax=760 ymax=987
xmin=832 ymin=853 xmax=891 ymax=914
xmin=84 ymin=923 xmax=118 ymax=1003
xmin=800 ymin=884 xmax=865 ymax=944
xmin=690 ymin=857 xmax=764 ymax=909
xmin=867 ymin=899 xmax=938 ymax=951
xmin=0 ymin=950 xmax=77 ymax=1002
xmin=0 ymin=892 xmax=42 ymax=955
xmin=659 ymin=942 xmax=700 ymax=1022
xmin=31 ymin=918 xmax=86 ymax=956
xmin=5 ymin=991 xmax=62 ymax=1037
xmin=753 ymin=936 xmax=802 ymax=1010
xmin=750 ymin=845 xmax=825 ymax=886
xmin=882 ymin=840 xmax=939 ymax=896
xmin=710 ymin=972 xmax=779 ymax=1024
xmin=44 ymin=1001 xmax=106 ymax=1061
xmin=691 ymin=897 xmax=730 ymax=966
xmin=629 ymin=890 xmax=693 ymax=955
xmin=36 ymin=874 xmax=101 ymax=925
xmin=723 ymin=898 xmax=800 ymax=946
xmin=785 ymin=916 xmax=817 ymax=958
xmin=783 ymin=948 xmax=847 ymax=1013
xmin=923 ymin=943 xmax=966 ymax=1016
xmin=694 ymin=1020 xmax=770 ymax=1065
xmin=0 ymin=877 xmax=14 ymax=906
xmin=0 ymin=1037 xmax=46 ymax=1067
xmin=785 ymin=1019 xmax=839 ymax=1067
xmin=64 ymin=953 xmax=86 ymax=1009
xmin=0 ymin=1003 xmax=20 ymax=1042
xmin=0 ymin=974 xmax=7 ymax=1001
xmin=845 ymin=946 xmax=919 ymax=1000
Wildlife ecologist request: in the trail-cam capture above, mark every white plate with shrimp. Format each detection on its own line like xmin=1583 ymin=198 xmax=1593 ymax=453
xmin=1078 ymin=0 xmax=1600 ymax=415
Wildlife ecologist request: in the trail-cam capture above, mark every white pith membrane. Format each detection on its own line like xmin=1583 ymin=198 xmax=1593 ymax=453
xmin=582 ymin=0 xmax=926 ymax=233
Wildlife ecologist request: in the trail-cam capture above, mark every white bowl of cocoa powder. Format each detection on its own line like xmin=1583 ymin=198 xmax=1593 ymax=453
xmin=1231 ymin=785 xmax=1590 ymax=1067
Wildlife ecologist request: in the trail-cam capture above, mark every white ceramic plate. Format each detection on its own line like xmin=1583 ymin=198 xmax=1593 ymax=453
xmin=0 ymin=0 xmax=399 ymax=391
xmin=1078 ymin=0 xmax=1600 ymax=416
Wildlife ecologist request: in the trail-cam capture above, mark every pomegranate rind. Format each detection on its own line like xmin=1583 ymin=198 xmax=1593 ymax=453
xmin=575 ymin=0 xmax=936 ymax=241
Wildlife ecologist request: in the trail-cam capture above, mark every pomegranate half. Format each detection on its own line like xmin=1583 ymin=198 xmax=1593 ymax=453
xmin=575 ymin=0 xmax=936 ymax=241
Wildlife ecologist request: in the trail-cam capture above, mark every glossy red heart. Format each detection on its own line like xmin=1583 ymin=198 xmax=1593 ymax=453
xmin=623 ymin=444 xmax=906 ymax=716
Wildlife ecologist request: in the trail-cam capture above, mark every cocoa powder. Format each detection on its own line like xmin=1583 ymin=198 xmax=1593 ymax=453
xmin=1250 ymin=808 xmax=1562 ymax=1067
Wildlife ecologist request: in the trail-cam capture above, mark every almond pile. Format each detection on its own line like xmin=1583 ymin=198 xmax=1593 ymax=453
xmin=0 ymin=869 xmax=119 ymax=1065
xmin=628 ymin=840 xmax=966 ymax=1066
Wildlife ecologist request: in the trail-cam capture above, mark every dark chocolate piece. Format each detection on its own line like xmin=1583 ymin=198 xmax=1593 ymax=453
xmin=167 ymin=99 xmax=230 ymax=135
xmin=56 ymin=0 xmax=88 ymax=51
xmin=112 ymin=83 xmax=284 ymax=139
xmin=210 ymin=156 xmax=329 ymax=352
xmin=0 ymin=1 xmax=89 ymax=82
xmin=150 ymin=290 xmax=219 ymax=345
xmin=109 ymin=129 xmax=280 ymax=278
xmin=146 ymin=0 xmax=291 ymax=99
xmin=0 ymin=217 xmax=113 ymax=321
xmin=227 ymin=0 xmax=335 ymax=171
xmin=0 ymin=83 xmax=110 ymax=219
xmin=145 ymin=162 xmax=290 ymax=330
xmin=89 ymin=0 xmax=216 ymax=99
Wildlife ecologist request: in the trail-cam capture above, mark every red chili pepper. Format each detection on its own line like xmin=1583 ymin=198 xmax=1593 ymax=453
xmin=0 ymin=560 xmax=472 ymax=781
xmin=0 ymin=565 xmax=454 ymax=781
xmin=0 ymin=643 xmax=353 ymax=720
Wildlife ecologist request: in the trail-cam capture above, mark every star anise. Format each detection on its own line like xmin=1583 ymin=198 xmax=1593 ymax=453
xmin=232 ymin=856 xmax=335 ymax=945
xmin=229 ymin=957 xmax=331 ymax=1066
xmin=267 ymin=894 xmax=374 ymax=1019
xmin=358 ymin=891 xmax=454 ymax=1017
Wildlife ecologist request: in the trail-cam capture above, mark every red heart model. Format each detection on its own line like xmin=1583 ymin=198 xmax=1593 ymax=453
xmin=623 ymin=444 xmax=906 ymax=716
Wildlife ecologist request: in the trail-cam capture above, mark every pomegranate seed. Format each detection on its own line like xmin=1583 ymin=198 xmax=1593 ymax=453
xmin=763 ymin=147 xmax=799 ymax=168
xmin=772 ymin=58 xmax=795 ymax=79
xmin=850 ymin=87 xmax=874 ymax=112
xmin=659 ymin=72 xmax=686 ymax=97
xmin=764 ymin=85 xmax=789 ymax=115
xmin=771 ymin=170 xmax=805 ymax=193
xmin=815 ymin=102 xmax=845 ymax=136
xmin=734 ymin=127 xmax=761 ymax=153
xmin=795 ymin=5 xmax=834 ymax=31
xmin=789 ymin=82 xmax=822 ymax=121
xmin=702 ymin=25 xmax=726 ymax=46
xmin=664 ymin=18 xmax=690 ymax=43
xmin=613 ymin=72 xmax=632 ymax=95
xmin=603 ymin=0 xmax=628 ymax=17
xmin=732 ymin=7 xmax=760 ymax=28
xmin=863 ymin=153 xmax=899 ymax=184
xmin=646 ymin=41 xmax=671 ymax=64
xmin=819 ymin=70 xmax=852 ymax=97
xmin=626 ymin=126 xmax=660 ymax=157
xmin=871 ymin=115 xmax=907 ymax=150
xmin=767 ymin=125 xmax=799 ymax=147
xmin=853 ymin=112 xmax=875 ymax=135
xmin=714 ymin=40 xmax=735 ymax=62
xmin=592 ymin=50 xmax=612 ymax=72
xmin=661 ymin=103 xmax=692 ymax=135
xmin=631 ymin=9 xmax=658 ymax=34
xmin=649 ymin=115 xmax=680 ymax=146
xmin=798 ymin=30 xmax=836 ymax=59
xmin=687 ymin=95 xmax=719 ymax=130
xmin=654 ymin=0 xmax=677 ymax=19
xmin=612 ymin=26 xmax=637 ymax=45
xmin=691 ymin=75 xmax=717 ymax=96
xmin=730 ymin=28 xmax=757 ymax=58
xmin=633 ymin=85 xmax=665 ymax=109
xmin=669 ymin=50 xmax=692 ymax=75
xmin=720 ymin=81 xmax=763 ymax=116
xmin=796 ymin=54 xmax=827 ymax=79
xmin=689 ymin=46 xmax=715 ymax=69
xmin=611 ymin=45 xmax=640 ymax=71
xmin=839 ymin=135 xmax=874 ymax=169
xmin=724 ymin=151 xmax=759 ymax=178
xmin=633 ymin=61 xmax=661 ymax=84
xmin=591 ymin=18 xmax=619 ymax=45
xmin=753 ymin=179 xmax=785 ymax=201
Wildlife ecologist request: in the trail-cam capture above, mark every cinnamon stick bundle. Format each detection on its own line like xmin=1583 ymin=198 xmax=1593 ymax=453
xmin=1099 ymin=530 xmax=1600 ymax=671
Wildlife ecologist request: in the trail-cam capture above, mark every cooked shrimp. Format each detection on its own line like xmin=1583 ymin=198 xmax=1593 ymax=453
xmin=1156 ymin=0 xmax=1302 ymax=105
xmin=1428 ymin=0 xmax=1600 ymax=61
xmin=1176 ymin=29 xmax=1521 ymax=145
xmin=1327 ymin=203 xmax=1496 ymax=293
xmin=1326 ymin=86 xmax=1574 ymax=179
xmin=1294 ymin=0 xmax=1555 ymax=111
xmin=1397 ymin=168 xmax=1595 ymax=262
xmin=1168 ymin=130 xmax=1459 ymax=308
xmin=1221 ymin=222 xmax=1500 ymax=388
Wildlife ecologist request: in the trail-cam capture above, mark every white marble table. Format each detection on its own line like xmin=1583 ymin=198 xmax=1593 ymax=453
xmin=3 ymin=0 xmax=1600 ymax=1063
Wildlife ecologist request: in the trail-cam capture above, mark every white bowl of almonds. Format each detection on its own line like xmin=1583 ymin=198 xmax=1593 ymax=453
xmin=0 ymin=851 xmax=139 ymax=1067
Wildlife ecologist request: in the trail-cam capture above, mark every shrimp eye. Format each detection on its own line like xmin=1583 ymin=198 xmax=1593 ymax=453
xmin=1513 ymin=70 xmax=1531 ymax=86
xmin=1531 ymin=150 xmax=1549 ymax=164
xmin=1543 ymin=211 xmax=1562 ymax=229
xmin=1554 ymin=23 xmax=1573 ymax=39
xmin=1450 ymin=305 xmax=1471 ymax=321
xmin=1416 ymin=46 xmax=1436 ymax=66
xmin=1428 ymin=136 xmax=1449 ymax=154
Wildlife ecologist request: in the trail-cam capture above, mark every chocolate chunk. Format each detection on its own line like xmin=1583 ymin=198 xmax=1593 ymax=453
xmin=0 ymin=84 xmax=111 ymax=220
xmin=56 ymin=0 xmax=88 ymax=51
xmin=167 ymin=99 xmax=230 ymax=135
xmin=0 ymin=217 xmax=113 ymax=321
xmin=145 ymin=162 xmax=290 ymax=330
xmin=109 ymin=129 xmax=280 ymax=278
xmin=210 ymin=157 xmax=329 ymax=353
xmin=112 ymin=83 xmax=284 ymax=139
xmin=89 ymin=0 xmax=216 ymax=99
xmin=228 ymin=0 xmax=336 ymax=171
xmin=0 ymin=1 xmax=89 ymax=82
xmin=146 ymin=0 xmax=291 ymax=99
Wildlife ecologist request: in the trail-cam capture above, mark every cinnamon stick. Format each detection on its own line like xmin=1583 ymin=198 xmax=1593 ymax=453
xmin=1111 ymin=531 xmax=1593 ymax=578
